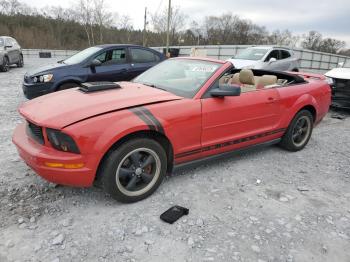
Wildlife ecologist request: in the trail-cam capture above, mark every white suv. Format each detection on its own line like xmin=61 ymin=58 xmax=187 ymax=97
xmin=228 ymin=46 xmax=299 ymax=71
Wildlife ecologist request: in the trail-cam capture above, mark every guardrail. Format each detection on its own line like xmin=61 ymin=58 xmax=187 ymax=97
xmin=22 ymin=46 xmax=350 ymax=74
xmin=22 ymin=49 xmax=79 ymax=58
xmin=153 ymin=45 xmax=350 ymax=74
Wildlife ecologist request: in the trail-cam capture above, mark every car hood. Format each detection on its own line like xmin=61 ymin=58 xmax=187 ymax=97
xmin=325 ymin=68 xmax=350 ymax=80
xmin=227 ymin=59 xmax=259 ymax=69
xmin=26 ymin=62 xmax=70 ymax=76
xmin=19 ymin=82 xmax=183 ymax=129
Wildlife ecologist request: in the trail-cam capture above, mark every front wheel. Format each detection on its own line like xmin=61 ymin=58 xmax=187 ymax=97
xmin=279 ymin=110 xmax=313 ymax=151
xmin=101 ymin=138 xmax=167 ymax=203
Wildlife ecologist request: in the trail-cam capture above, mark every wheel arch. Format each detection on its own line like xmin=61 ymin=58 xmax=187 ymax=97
xmin=94 ymin=130 xmax=174 ymax=184
xmin=298 ymin=105 xmax=316 ymax=122
xmin=282 ymin=94 xmax=318 ymax=127
xmin=54 ymin=78 xmax=82 ymax=91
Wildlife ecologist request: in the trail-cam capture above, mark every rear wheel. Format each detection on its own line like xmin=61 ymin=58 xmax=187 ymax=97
xmin=279 ymin=110 xmax=313 ymax=151
xmin=101 ymin=138 xmax=167 ymax=203
xmin=17 ymin=54 xmax=24 ymax=67
xmin=0 ymin=56 xmax=9 ymax=72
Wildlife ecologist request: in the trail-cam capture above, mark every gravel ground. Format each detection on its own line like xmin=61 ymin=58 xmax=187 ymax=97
xmin=0 ymin=58 xmax=350 ymax=262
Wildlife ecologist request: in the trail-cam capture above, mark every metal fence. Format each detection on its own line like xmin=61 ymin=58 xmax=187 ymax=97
xmin=22 ymin=49 xmax=79 ymax=58
xmin=23 ymin=46 xmax=350 ymax=74
xmin=152 ymin=45 xmax=350 ymax=74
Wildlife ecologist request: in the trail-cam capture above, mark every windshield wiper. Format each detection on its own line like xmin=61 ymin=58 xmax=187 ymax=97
xmin=140 ymin=82 xmax=167 ymax=91
xmin=57 ymin=60 xmax=65 ymax=64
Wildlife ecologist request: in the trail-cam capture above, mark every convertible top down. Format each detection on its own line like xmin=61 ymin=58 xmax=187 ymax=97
xmin=13 ymin=57 xmax=331 ymax=202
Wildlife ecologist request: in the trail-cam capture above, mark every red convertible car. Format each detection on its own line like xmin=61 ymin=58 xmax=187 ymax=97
xmin=13 ymin=57 xmax=331 ymax=202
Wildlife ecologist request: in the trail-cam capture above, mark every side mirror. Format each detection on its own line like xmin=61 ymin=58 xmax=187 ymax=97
xmin=210 ymin=85 xmax=241 ymax=98
xmin=338 ymin=62 xmax=344 ymax=68
xmin=90 ymin=59 xmax=102 ymax=67
xmin=269 ymin=57 xmax=277 ymax=63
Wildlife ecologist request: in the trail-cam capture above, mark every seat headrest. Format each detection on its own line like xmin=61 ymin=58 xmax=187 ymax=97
xmin=239 ymin=69 xmax=255 ymax=85
xmin=229 ymin=73 xmax=240 ymax=85
xmin=258 ymin=75 xmax=278 ymax=87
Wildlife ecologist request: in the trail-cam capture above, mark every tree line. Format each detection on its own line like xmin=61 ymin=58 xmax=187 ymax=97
xmin=0 ymin=0 xmax=348 ymax=55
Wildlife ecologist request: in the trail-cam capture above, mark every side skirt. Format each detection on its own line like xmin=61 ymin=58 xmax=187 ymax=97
xmin=172 ymin=138 xmax=281 ymax=173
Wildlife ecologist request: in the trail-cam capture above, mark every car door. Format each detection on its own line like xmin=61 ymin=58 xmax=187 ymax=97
xmin=201 ymin=80 xmax=283 ymax=158
xmin=263 ymin=50 xmax=282 ymax=70
xmin=279 ymin=50 xmax=293 ymax=71
xmin=10 ymin=38 xmax=21 ymax=63
xmin=128 ymin=47 xmax=161 ymax=79
xmin=5 ymin=38 xmax=16 ymax=63
xmin=87 ymin=47 xmax=131 ymax=82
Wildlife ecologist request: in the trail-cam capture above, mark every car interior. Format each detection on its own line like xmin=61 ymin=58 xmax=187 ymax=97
xmin=218 ymin=68 xmax=306 ymax=93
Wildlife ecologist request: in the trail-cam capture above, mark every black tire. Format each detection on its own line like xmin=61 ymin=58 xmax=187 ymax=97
xmin=0 ymin=56 xmax=9 ymax=72
xmin=101 ymin=138 xmax=167 ymax=203
xmin=17 ymin=54 xmax=24 ymax=68
xmin=279 ymin=110 xmax=313 ymax=152
xmin=57 ymin=82 xmax=80 ymax=91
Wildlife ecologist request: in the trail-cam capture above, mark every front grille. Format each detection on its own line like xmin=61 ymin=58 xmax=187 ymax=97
xmin=334 ymin=78 xmax=350 ymax=96
xmin=26 ymin=121 xmax=44 ymax=144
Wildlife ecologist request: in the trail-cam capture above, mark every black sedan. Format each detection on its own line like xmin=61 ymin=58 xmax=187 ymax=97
xmin=22 ymin=44 xmax=165 ymax=99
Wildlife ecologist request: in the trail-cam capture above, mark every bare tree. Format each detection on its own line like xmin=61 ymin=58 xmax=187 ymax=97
xmin=93 ymin=0 xmax=113 ymax=43
xmin=268 ymin=29 xmax=299 ymax=47
xmin=302 ymin=31 xmax=323 ymax=50
xmin=75 ymin=0 xmax=95 ymax=46
xmin=302 ymin=31 xmax=345 ymax=53
xmin=151 ymin=5 xmax=187 ymax=45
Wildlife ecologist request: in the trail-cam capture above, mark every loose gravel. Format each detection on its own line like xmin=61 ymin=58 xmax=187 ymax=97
xmin=0 ymin=58 xmax=349 ymax=262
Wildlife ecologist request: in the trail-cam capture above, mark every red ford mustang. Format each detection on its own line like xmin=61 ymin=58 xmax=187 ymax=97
xmin=12 ymin=57 xmax=331 ymax=202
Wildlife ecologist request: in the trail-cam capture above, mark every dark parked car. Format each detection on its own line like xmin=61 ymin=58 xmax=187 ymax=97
xmin=0 ymin=36 xmax=23 ymax=72
xmin=22 ymin=44 xmax=165 ymax=99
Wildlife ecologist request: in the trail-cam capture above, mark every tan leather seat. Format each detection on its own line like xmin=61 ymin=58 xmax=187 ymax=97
xmin=256 ymin=75 xmax=278 ymax=88
xmin=239 ymin=69 xmax=256 ymax=92
xmin=229 ymin=73 xmax=240 ymax=85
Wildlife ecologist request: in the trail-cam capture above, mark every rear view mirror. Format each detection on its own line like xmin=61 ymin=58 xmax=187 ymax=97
xmin=210 ymin=85 xmax=241 ymax=98
xmin=269 ymin=57 xmax=277 ymax=63
xmin=90 ymin=59 xmax=102 ymax=67
xmin=338 ymin=62 xmax=344 ymax=68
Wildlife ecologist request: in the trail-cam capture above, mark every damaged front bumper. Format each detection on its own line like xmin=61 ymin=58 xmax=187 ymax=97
xmin=331 ymin=78 xmax=350 ymax=109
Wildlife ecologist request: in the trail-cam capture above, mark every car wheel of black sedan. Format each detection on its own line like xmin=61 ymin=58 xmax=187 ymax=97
xmin=0 ymin=56 xmax=9 ymax=72
xmin=280 ymin=110 xmax=313 ymax=151
xmin=17 ymin=55 xmax=24 ymax=68
xmin=101 ymin=138 xmax=167 ymax=203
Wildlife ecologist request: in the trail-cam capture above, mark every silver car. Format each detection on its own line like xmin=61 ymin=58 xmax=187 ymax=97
xmin=0 ymin=36 xmax=24 ymax=72
xmin=227 ymin=46 xmax=299 ymax=71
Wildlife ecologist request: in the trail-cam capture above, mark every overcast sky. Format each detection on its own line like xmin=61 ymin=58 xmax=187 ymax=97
xmin=23 ymin=0 xmax=350 ymax=46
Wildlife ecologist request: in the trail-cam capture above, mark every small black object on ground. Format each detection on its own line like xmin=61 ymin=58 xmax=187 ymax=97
xmin=160 ymin=205 xmax=189 ymax=224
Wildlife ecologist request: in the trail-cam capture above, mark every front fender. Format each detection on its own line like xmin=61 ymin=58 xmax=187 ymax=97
xmin=53 ymin=76 xmax=83 ymax=91
xmin=63 ymin=109 xmax=154 ymax=171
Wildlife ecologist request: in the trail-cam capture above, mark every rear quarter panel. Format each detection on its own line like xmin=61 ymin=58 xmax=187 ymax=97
xmin=277 ymin=80 xmax=331 ymax=127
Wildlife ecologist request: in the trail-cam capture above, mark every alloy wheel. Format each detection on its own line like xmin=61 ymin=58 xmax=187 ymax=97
xmin=115 ymin=148 xmax=161 ymax=197
xmin=292 ymin=116 xmax=311 ymax=147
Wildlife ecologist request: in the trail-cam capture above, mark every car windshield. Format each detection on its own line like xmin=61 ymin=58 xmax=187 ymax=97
xmin=0 ymin=38 xmax=4 ymax=47
xmin=63 ymin=46 xmax=102 ymax=65
xmin=133 ymin=59 xmax=221 ymax=98
xmin=234 ymin=48 xmax=268 ymax=61
xmin=343 ymin=60 xmax=350 ymax=68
